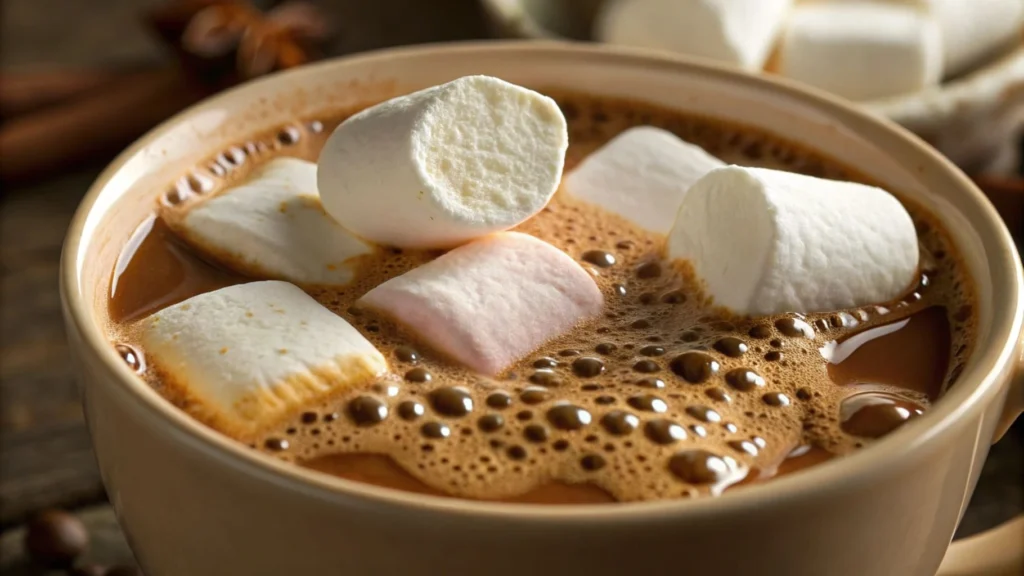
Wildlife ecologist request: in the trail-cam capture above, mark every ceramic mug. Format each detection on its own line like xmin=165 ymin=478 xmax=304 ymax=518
xmin=61 ymin=42 xmax=1024 ymax=576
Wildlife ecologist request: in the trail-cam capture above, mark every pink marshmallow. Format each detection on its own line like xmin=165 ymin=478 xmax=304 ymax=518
xmin=359 ymin=232 xmax=604 ymax=376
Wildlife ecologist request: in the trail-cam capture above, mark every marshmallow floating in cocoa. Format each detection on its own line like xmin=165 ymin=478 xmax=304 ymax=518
xmin=165 ymin=157 xmax=372 ymax=286
xmin=317 ymin=75 xmax=568 ymax=249
xmin=140 ymin=281 xmax=387 ymax=437
xmin=359 ymin=232 xmax=603 ymax=376
xmin=779 ymin=2 xmax=943 ymax=102
xmin=563 ymin=126 xmax=724 ymax=234
xmin=595 ymin=0 xmax=794 ymax=71
xmin=667 ymin=166 xmax=919 ymax=316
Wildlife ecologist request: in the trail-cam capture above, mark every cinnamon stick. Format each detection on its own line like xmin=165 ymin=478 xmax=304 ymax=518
xmin=0 ymin=66 xmax=209 ymax=184
xmin=0 ymin=68 xmax=126 ymax=119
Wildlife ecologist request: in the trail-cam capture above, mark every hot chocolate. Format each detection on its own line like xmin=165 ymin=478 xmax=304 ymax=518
xmin=104 ymin=91 xmax=975 ymax=504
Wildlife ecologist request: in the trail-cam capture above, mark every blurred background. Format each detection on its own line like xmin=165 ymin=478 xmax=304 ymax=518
xmin=0 ymin=1 xmax=1021 ymax=574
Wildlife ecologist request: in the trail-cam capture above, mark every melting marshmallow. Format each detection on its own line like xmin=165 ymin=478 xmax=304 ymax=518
xmin=140 ymin=281 xmax=387 ymax=437
xmin=317 ymin=75 xmax=568 ymax=249
xmin=903 ymin=0 xmax=1024 ymax=76
xmin=359 ymin=232 xmax=603 ymax=376
xmin=667 ymin=166 xmax=919 ymax=316
xmin=595 ymin=0 xmax=794 ymax=70
xmin=167 ymin=157 xmax=372 ymax=285
xmin=779 ymin=2 xmax=943 ymax=102
xmin=563 ymin=126 xmax=725 ymax=234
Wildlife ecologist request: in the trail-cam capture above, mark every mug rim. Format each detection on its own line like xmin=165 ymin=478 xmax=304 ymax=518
xmin=62 ymin=40 xmax=1024 ymax=523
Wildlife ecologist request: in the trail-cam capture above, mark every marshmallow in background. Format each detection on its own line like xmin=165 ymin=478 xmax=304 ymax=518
xmin=140 ymin=281 xmax=387 ymax=437
xmin=359 ymin=232 xmax=603 ymax=376
xmin=595 ymin=0 xmax=794 ymax=71
xmin=563 ymin=126 xmax=725 ymax=234
xmin=779 ymin=2 xmax=943 ymax=102
xmin=317 ymin=76 xmax=568 ymax=249
xmin=167 ymin=157 xmax=372 ymax=286
xmin=667 ymin=166 xmax=919 ymax=316
xmin=905 ymin=0 xmax=1024 ymax=77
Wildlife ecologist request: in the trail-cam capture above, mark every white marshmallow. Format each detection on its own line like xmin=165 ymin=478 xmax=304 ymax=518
xmin=359 ymin=232 xmax=603 ymax=376
xmin=140 ymin=281 xmax=387 ymax=437
xmin=901 ymin=0 xmax=1024 ymax=77
xmin=667 ymin=166 xmax=919 ymax=316
xmin=317 ymin=75 xmax=568 ymax=249
xmin=563 ymin=126 xmax=725 ymax=234
xmin=779 ymin=2 xmax=943 ymax=102
xmin=595 ymin=0 xmax=794 ymax=71
xmin=167 ymin=157 xmax=372 ymax=286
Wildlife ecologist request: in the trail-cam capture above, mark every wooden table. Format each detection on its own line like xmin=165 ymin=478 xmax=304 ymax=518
xmin=0 ymin=0 xmax=1021 ymax=572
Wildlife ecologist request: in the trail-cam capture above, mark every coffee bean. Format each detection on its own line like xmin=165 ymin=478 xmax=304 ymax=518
xmin=24 ymin=509 xmax=89 ymax=567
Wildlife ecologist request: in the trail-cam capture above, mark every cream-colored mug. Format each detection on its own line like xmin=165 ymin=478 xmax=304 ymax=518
xmin=61 ymin=42 xmax=1024 ymax=576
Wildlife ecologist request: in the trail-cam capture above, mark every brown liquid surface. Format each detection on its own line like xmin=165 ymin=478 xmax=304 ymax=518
xmin=106 ymin=93 xmax=976 ymax=504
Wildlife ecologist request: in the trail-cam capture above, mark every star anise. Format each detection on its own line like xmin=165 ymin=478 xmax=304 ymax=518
xmin=149 ymin=0 xmax=331 ymax=83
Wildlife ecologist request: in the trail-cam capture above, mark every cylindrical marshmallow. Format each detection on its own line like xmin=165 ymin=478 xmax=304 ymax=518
xmin=595 ymin=0 xmax=794 ymax=71
xmin=902 ymin=0 xmax=1024 ymax=77
xmin=779 ymin=2 xmax=943 ymax=102
xmin=317 ymin=75 xmax=568 ymax=249
xmin=667 ymin=166 xmax=919 ymax=316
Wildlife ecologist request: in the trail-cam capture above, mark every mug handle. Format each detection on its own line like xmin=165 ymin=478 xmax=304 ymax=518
xmin=936 ymin=346 xmax=1024 ymax=575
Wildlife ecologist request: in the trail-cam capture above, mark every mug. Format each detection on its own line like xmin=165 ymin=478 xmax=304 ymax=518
xmin=61 ymin=42 xmax=1024 ymax=576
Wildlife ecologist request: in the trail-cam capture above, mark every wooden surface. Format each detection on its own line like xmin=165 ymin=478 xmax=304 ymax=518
xmin=0 ymin=0 xmax=1021 ymax=571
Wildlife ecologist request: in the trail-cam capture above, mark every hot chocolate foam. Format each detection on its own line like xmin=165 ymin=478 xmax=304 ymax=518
xmin=107 ymin=93 xmax=976 ymax=503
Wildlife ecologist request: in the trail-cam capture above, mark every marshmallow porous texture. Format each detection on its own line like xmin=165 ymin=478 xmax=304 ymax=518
xmin=563 ymin=126 xmax=725 ymax=234
xmin=141 ymin=281 xmax=387 ymax=437
xmin=317 ymin=75 xmax=568 ymax=249
xmin=359 ymin=232 xmax=604 ymax=376
xmin=667 ymin=166 xmax=919 ymax=316
xmin=779 ymin=2 xmax=943 ymax=102
xmin=168 ymin=157 xmax=372 ymax=285
xmin=595 ymin=0 xmax=794 ymax=70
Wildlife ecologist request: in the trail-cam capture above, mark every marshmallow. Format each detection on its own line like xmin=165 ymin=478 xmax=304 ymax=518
xmin=595 ymin=0 xmax=794 ymax=71
xmin=359 ymin=232 xmax=603 ymax=376
xmin=140 ymin=281 xmax=387 ymax=437
xmin=317 ymin=75 xmax=568 ymax=249
xmin=778 ymin=2 xmax=943 ymax=102
xmin=166 ymin=157 xmax=372 ymax=286
xmin=902 ymin=0 xmax=1024 ymax=77
xmin=562 ymin=126 xmax=725 ymax=234
xmin=667 ymin=166 xmax=919 ymax=316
